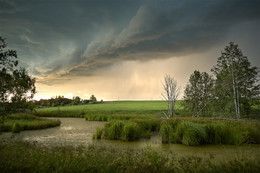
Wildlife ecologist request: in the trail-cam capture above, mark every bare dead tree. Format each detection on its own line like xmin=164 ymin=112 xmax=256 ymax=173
xmin=161 ymin=75 xmax=180 ymax=118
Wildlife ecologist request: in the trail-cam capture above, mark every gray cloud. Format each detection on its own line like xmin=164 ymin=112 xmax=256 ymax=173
xmin=1 ymin=0 xmax=260 ymax=85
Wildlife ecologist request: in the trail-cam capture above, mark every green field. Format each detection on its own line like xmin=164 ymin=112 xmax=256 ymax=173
xmin=36 ymin=100 xmax=187 ymax=118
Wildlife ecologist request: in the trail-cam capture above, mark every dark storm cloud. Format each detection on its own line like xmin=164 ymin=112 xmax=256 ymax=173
xmin=1 ymin=0 xmax=260 ymax=85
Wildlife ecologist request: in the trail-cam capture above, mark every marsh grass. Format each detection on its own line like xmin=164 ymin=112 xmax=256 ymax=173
xmin=176 ymin=122 xmax=207 ymax=146
xmin=85 ymin=114 xmax=132 ymax=121
xmin=159 ymin=118 xmax=259 ymax=145
xmin=93 ymin=127 xmax=103 ymax=139
xmin=0 ymin=114 xmax=61 ymax=133
xmin=11 ymin=123 xmax=22 ymax=133
xmin=121 ymin=121 xmax=141 ymax=141
xmin=160 ymin=121 xmax=174 ymax=143
xmin=94 ymin=119 xmax=160 ymax=141
xmin=105 ymin=120 xmax=125 ymax=140
xmin=93 ymin=116 xmax=259 ymax=144
xmin=0 ymin=141 xmax=259 ymax=173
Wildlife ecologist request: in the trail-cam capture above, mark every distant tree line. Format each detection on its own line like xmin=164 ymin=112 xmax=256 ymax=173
xmin=184 ymin=42 xmax=260 ymax=118
xmin=35 ymin=95 xmax=98 ymax=107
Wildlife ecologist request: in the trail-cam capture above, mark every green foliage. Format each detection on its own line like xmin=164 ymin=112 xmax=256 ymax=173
xmin=211 ymin=42 xmax=260 ymax=118
xmin=93 ymin=127 xmax=103 ymax=139
xmin=72 ymin=96 xmax=81 ymax=105
xmin=36 ymin=101 xmax=187 ymax=118
xmin=99 ymin=119 xmax=158 ymax=141
xmin=122 ymin=122 xmax=141 ymax=141
xmin=0 ymin=37 xmax=36 ymax=115
xmin=90 ymin=94 xmax=97 ymax=103
xmin=11 ymin=122 xmax=22 ymax=133
xmin=206 ymin=123 xmax=249 ymax=145
xmin=184 ymin=70 xmax=214 ymax=117
xmin=184 ymin=42 xmax=260 ymax=118
xmin=176 ymin=122 xmax=207 ymax=146
xmin=104 ymin=120 xmax=125 ymax=140
xmin=0 ymin=114 xmax=61 ymax=132
xmin=85 ymin=114 xmax=131 ymax=121
xmin=0 ymin=141 xmax=259 ymax=173
xmin=132 ymin=118 xmax=160 ymax=132
xmin=36 ymin=96 xmax=80 ymax=107
xmin=160 ymin=118 xmax=260 ymax=146
xmin=160 ymin=121 xmax=173 ymax=143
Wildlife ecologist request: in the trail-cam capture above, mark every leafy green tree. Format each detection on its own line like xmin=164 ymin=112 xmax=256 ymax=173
xmin=184 ymin=70 xmax=214 ymax=117
xmin=0 ymin=37 xmax=36 ymax=115
xmin=90 ymin=95 xmax=97 ymax=103
xmin=72 ymin=96 xmax=81 ymax=105
xmin=211 ymin=42 xmax=259 ymax=118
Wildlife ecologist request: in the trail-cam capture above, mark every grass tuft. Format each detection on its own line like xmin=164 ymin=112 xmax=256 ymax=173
xmin=11 ymin=123 xmax=22 ymax=133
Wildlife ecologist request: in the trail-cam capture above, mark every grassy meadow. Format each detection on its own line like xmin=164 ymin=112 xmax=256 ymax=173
xmin=35 ymin=100 xmax=186 ymax=118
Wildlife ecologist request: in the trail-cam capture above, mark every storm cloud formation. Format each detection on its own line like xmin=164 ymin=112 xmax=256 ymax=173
xmin=1 ymin=0 xmax=260 ymax=94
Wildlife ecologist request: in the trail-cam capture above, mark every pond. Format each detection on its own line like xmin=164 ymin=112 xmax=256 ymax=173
xmin=0 ymin=117 xmax=259 ymax=163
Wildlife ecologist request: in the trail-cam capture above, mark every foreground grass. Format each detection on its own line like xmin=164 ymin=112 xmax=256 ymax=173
xmin=0 ymin=141 xmax=259 ymax=173
xmin=0 ymin=114 xmax=61 ymax=133
xmin=36 ymin=101 xmax=187 ymax=118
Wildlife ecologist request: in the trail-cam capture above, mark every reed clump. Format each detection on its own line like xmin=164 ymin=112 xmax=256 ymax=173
xmin=93 ymin=118 xmax=160 ymax=141
xmin=159 ymin=118 xmax=259 ymax=145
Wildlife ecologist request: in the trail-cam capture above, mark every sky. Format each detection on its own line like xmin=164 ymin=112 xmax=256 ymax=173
xmin=1 ymin=0 xmax=260 ymax=101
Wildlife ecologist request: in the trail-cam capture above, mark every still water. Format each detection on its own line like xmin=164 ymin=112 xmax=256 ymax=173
xmin=1 ymin=118 xmax=259 ymax=162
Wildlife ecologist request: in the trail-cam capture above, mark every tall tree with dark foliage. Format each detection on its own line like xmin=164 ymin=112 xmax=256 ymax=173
xmin=0 ymin=37 xmax=36 ymax=116
xmin=184 ymin=70 xmax=214 ymax=117
xmin=211 ymin=42 xmax=259 ymax=118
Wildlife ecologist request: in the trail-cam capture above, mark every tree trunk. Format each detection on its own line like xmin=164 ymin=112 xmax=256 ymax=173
xmin=231 ymin=58 xmax=238 ymax=118
xmin=236 ymin=87 xmax=240 ymax=118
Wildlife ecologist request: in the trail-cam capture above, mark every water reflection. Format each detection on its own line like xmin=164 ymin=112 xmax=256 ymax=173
xmin=0 ymin=118 xmax=105 ymax=146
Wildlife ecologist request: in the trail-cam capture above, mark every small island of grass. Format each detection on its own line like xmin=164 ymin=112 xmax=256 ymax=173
xmin=0 ymin=114 xmax=61 ymax=133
